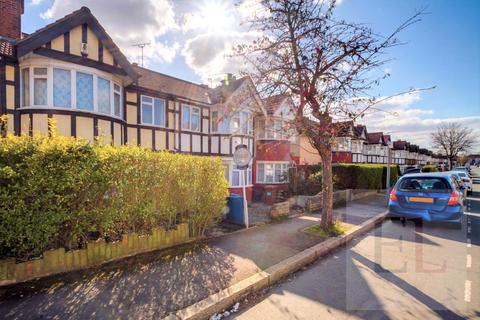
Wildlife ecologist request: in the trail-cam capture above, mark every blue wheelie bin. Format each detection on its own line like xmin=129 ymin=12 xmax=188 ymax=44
xmin=226 ymin=194 xmax=245 ymax=226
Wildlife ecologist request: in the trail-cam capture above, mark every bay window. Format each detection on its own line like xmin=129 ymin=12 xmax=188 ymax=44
xmin=33 ymin=67 xmax=47 ymax=106
xmin=114 ymin=84 xmax=121 ymax=117
xmin=257 ymin=162 xmax=289 ymax=183
xmin=76 ymin=72 xmax=93 ymax=111
xmin=257 ymin=119 xmax=286 ymax=140
xmin=231 ymin=165 xmax=252 ymax=187
xmin=182 ymin=105 xmax=200 ymax=132
xmin=21 ymin=68 xmax=29 ymax=107
xmin=53 ymin=68 xmax=71 ymax=108
xmin=20 ymin=65 xmax=122 ymax=118
xmin=141 ymin=95 xmax=165 ymax=127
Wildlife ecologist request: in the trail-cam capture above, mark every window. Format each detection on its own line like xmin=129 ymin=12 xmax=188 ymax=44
xmin=97 ymin=77 xmax=111 ymax=114
xmin=182 ymin=105 xmax=200 ymax=132
xmin=257 ymin=119 xmax=286 ymax=139
xmin=211 ymin=111 xmax=219 ymax=132
xmin=53 ymin=68 xmax=71 ymax=108
xmin=113 ymin=84 xmax=121 ymax=117
xmin=241 ymin=112 xmax=249 ymax=134
xmin=33 ymin=67 xmax=47 ymax=106
xmin=231 ymin=165 xmax=252 ymax=187
xmin=141 ymin=95 xmax=165 ymax=126
xmin=257 ymin=162 xmax=289 ymax=183
xmin=20 ymin=66 xmax=123 ymax=118
xmin=398 ymin=177 xmax=450 ymax=193
xmin=21 ymin=68 xmax=29 ymax=107
xmin=76 ymin=72 xmax=93 ymax=111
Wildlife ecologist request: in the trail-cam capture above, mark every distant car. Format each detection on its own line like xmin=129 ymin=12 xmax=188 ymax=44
xmin=388 ymin=173 xmax=464 ymax=226
xmin=452 ymin=170 xmax=473 ymax=195
xmin=454 ymin=166 xmax=471 ymax=176
xmin=404 ymin=167 xmax=421 ymax=175
xmin=448 ymin=172 xmax=467 ymax=197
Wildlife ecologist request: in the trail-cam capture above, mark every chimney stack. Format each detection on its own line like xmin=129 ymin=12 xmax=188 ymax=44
xmin=0 ymin=0 xmax=24 ymax=40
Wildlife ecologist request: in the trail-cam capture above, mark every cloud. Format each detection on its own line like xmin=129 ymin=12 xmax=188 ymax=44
xmin=41 ymin=0 xmax=178 ymax=64
xmin=361 ymin=92 xmax=480 ymax=149
xmin=30 ymin=0 xmax=45 ymax=5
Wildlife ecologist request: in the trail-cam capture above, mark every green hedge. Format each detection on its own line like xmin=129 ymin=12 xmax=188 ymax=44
xmin=421 ymin=165 xmax=438 ymax=172
xmin=290 ymin=163 xmax=400 ymax=195
xmin=0 ymin=134 xmax=228 ymax=259
xmin=333 ymin=164 xmax=400 ymax=190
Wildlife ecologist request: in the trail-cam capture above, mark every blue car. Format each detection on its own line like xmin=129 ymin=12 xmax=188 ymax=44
xmin=388 ymin=173 xmax=464 ymax=226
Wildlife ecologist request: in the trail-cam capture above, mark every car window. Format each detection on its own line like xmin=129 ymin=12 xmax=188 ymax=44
xmin=457 ymin=172 xmax=467 ymax=178
xmin=398 ymin=177 xmax=451 ymax=193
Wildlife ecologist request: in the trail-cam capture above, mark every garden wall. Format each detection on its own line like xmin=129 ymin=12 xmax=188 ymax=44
xmin=0 ymin=224 xmax=189 ymax=286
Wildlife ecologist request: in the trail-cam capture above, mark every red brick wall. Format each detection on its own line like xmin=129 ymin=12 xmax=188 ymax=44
xmin=332 ymin=151 xmax=352 ymax=163
xmin=0 ymin=0 xmax=23 ymax=39
xmin=256 ymin=140 xmax=291 ymax=161
xmin=229 ymin=186 xmax=253 ymax=201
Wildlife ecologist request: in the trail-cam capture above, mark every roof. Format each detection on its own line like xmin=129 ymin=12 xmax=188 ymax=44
xmin=367 ymin=132 xmax=384 ymax=144
xmin=208 ymin=76 xmax=249 ymax=104
xmin=133 ymin=65 xmax=211 ymax=104
xmin=393 ymin=140 xmax=407 ymax=150
xmin=263 ymin=94 xmax=287 ymax=115
xmin=0 ymin=38 xmax=14 ymax=57
xmin=16 ymin=7 xmax=138 ymax=81
xmin=382 ymin=134 xmax=391 ymax=145
xmin=354 ymin=125 xmax=367 ymax=140
xmin=332 ymin=121 xmax=354 ymax=137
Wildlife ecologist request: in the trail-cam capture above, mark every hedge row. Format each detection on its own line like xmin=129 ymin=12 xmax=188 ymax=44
xmin=421 ymin=165 xmax=438 ymax=172
xmin=290 ymin=163 xmax=400 ymax=195
xmin=333 ymin=163 xmax=400 ymax=190
xmin=0 ymin=134 xmax=229 ymax=259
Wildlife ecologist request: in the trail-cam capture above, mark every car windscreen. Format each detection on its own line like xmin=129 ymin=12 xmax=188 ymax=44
xmin=457 ymin=172 xmax=467 ymax=178
xmin=398 ymin=177 xmax=451 ymax=193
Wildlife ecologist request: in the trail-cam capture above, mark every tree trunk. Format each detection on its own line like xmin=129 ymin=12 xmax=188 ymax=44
xmin=319 ymin=144 xmax=334 ymax=230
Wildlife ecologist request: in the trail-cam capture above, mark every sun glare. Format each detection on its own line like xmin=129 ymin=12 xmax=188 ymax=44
xmin=198 ymin=0 xmax=234 ymax=33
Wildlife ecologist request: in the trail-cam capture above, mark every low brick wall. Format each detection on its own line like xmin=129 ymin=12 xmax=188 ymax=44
xmin=270 ymin=201 xmax=290 ymax=219
xmin=0 ymin=223 xmax=190 ymax=286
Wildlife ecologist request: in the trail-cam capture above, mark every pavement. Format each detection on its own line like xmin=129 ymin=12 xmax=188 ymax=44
xmin=0 ymin=195 xmax=387 ymax=319
xmin=234 ymin=167 xmax=480 ymax=320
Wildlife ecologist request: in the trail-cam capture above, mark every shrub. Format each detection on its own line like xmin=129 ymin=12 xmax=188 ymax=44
xmin=0 ymin=134 xmax=228 ymax=259
xmin=421 ymin=165 xmax=438 ymax=173
xmin=290 ymin=163 xmax=400 ymax=195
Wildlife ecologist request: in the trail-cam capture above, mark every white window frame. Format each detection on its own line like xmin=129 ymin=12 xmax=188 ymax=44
xmin=141 ymin=95 xmax=166 ymax=127
xmin=257 ymin=118 xmax=286 ymax=140
xmin=19 ymin=61 xmax=123 ymax=120
xmin=223 ymin=162 xmax=253 ymax=187
xmin=181 ymin=104 xmax=201 ymax=132
xmin=32 ymin=67 xmax=48 ymax=107
xmin=256 ymin=161 xmax=290 ymax=184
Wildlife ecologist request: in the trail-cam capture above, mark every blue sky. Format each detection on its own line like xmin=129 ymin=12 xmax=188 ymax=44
xmin=21 ymin=0 xmax=480 ymax=148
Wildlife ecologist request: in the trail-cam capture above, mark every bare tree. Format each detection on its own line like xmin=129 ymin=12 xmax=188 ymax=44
xmin=236 ymin=0 xmax=424 ymax=230
xmin=431 ymin=122 xmax=475 ymax=169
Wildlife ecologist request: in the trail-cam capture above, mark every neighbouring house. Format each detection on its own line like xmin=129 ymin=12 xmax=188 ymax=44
xmin=253 ymin=94 xmax=296 ymax=204
xmin=331 ymin=121 xmax=354 ymax=163
xmin=366 ymin=132 xmax=387 ymax=164
xmin=294 ymin=135 xmax=322 ymax=165
xmin=393 ymin=140 xmax=408 ymax=166
xmin=0 ymin=3 xmax=267 ymax=200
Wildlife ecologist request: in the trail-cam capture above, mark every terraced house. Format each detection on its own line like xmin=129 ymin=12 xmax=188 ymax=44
xmin=0 ymin=3 xmax=271 ymax=199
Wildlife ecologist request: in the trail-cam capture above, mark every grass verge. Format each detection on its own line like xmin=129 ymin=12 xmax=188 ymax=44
xmin=303 ymin=222 xmax=350 ymax=237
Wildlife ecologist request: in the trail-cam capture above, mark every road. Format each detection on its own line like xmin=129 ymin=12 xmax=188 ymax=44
xmin=234 ymin=168 xmax=480 ymax=320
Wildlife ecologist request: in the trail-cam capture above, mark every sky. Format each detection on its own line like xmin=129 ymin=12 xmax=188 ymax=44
xmin=21 ymin=0 xmax=480 ymax=151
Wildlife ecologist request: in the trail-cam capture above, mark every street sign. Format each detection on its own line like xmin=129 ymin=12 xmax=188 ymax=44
xmin=233 ymin=144 xmax=252 ymax=169
xmin=232 ymin=144 xmax=251 ymax=228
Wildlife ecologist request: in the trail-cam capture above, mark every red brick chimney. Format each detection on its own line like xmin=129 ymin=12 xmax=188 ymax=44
xmin=0 ymin=0 xmax=24 ymax=39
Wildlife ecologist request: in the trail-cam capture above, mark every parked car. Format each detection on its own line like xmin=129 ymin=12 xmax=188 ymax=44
xmin=388 ymin=173 xmax=464 ymax=226
xmin=454 ymin=166 xmax=471 ymax=176
xmin=448 ymin=172 xmax=467 ymax=197
xmin=404 ymin=167 xmax=421 ymax=175
xmin=452 ymin=170 xmax=473 ymax=195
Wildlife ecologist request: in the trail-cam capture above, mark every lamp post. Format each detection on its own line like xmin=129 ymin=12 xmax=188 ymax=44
xmin=386 ymin=141 xmax=393 ymax=205
xmin=233 ymin=144 xmax=252 ymax=228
